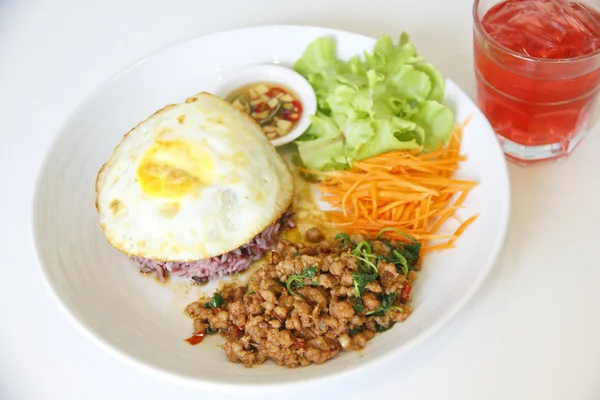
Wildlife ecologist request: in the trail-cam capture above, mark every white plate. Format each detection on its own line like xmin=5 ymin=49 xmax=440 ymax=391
xmin=32 ymin=25 xmax=510 ymax=391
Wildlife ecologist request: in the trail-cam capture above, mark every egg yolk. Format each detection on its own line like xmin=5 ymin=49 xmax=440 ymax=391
xmin=137 ymin=140 xmax=212 ymax=199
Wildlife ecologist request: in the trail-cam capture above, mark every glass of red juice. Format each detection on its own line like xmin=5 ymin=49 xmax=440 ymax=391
xmin=473 ymin=0 xmax=600 ymax=164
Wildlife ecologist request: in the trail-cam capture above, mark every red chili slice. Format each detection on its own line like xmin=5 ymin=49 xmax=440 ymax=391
xmin=400 ymin=283 xmax=413 ymax=302
xmin=254 ymin=102 xmax=268 ymax=113
xmin=266 ymin=87 xmax=286 ymax=97
xmin=294 ymin=340 xmax=305 ymax=349
xmin=185 ymin=332 xmax=205 ymax=345
xmin=292 ymin=100 xmax=303 ymax=113
xmin=286 ymin=112 xmax=300 ymax=122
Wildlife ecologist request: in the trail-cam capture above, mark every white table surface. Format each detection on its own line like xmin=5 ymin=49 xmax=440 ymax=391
xmin=2 ymin=0 xmax=600 ymax=399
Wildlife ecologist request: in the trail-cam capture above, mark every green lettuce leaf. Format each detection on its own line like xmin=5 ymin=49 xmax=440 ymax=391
xmin=343 ymin=119 xmax=374 ymax=160
xmin=356 ymin=118 xmax=422 ymax=161
xmin=296 ymin=114 xmax=347 ymax=171
xmin=412 ymin=101 xmax=454 ymax=152
xmin=388 ymin=65 xmax=432 ymax=103
xmin=293 ymin=36 xmax=337 ymax=76
xmin=293 ymin=33 xmax=454 ymax=171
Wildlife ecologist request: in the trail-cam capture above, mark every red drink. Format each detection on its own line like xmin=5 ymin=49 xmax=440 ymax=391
xmin=473 ymin=0 xmax=600 ymax=163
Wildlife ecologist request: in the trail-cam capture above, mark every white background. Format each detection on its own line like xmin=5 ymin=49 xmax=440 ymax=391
xmin=2 ymin=0 xmax=600 ymax=399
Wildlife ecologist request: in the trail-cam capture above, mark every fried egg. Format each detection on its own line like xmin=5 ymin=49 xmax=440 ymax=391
xmin=95 ymin=92 xmax=294 ymax=262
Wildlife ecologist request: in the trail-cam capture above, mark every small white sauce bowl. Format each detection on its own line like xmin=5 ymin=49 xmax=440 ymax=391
xmin=214 ymin=64 xmax=317 ymax=147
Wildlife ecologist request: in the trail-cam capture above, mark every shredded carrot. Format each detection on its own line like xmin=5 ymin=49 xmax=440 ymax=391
xmin=422 ymin=243 xmax=456 ymax=254
xmin=307 ymin=119 xmax=479 ymax=256
xmin=448 ymin=214 xmax=479 ymax=246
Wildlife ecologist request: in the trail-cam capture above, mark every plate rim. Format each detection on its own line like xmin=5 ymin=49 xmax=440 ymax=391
xmin=31 ymin=24 xmax=511 ymax=392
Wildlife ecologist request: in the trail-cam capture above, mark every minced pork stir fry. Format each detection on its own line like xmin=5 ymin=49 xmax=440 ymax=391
xmin=185 ymin=228 xmax=420 ymax=368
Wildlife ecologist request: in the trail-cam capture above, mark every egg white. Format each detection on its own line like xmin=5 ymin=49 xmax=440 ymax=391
xmin=95 ymin=93 xmax=294 ymax=261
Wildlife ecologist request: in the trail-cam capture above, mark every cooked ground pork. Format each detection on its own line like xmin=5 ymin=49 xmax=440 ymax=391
xmin=134 ymin=212 xmax=295 ymax=283
xmin=185 ymin=229 xmax=418 ymax=368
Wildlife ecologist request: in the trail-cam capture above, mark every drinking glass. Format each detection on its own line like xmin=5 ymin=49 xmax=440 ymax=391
xmin=473 ymin=0 xmax=600 ymax=164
